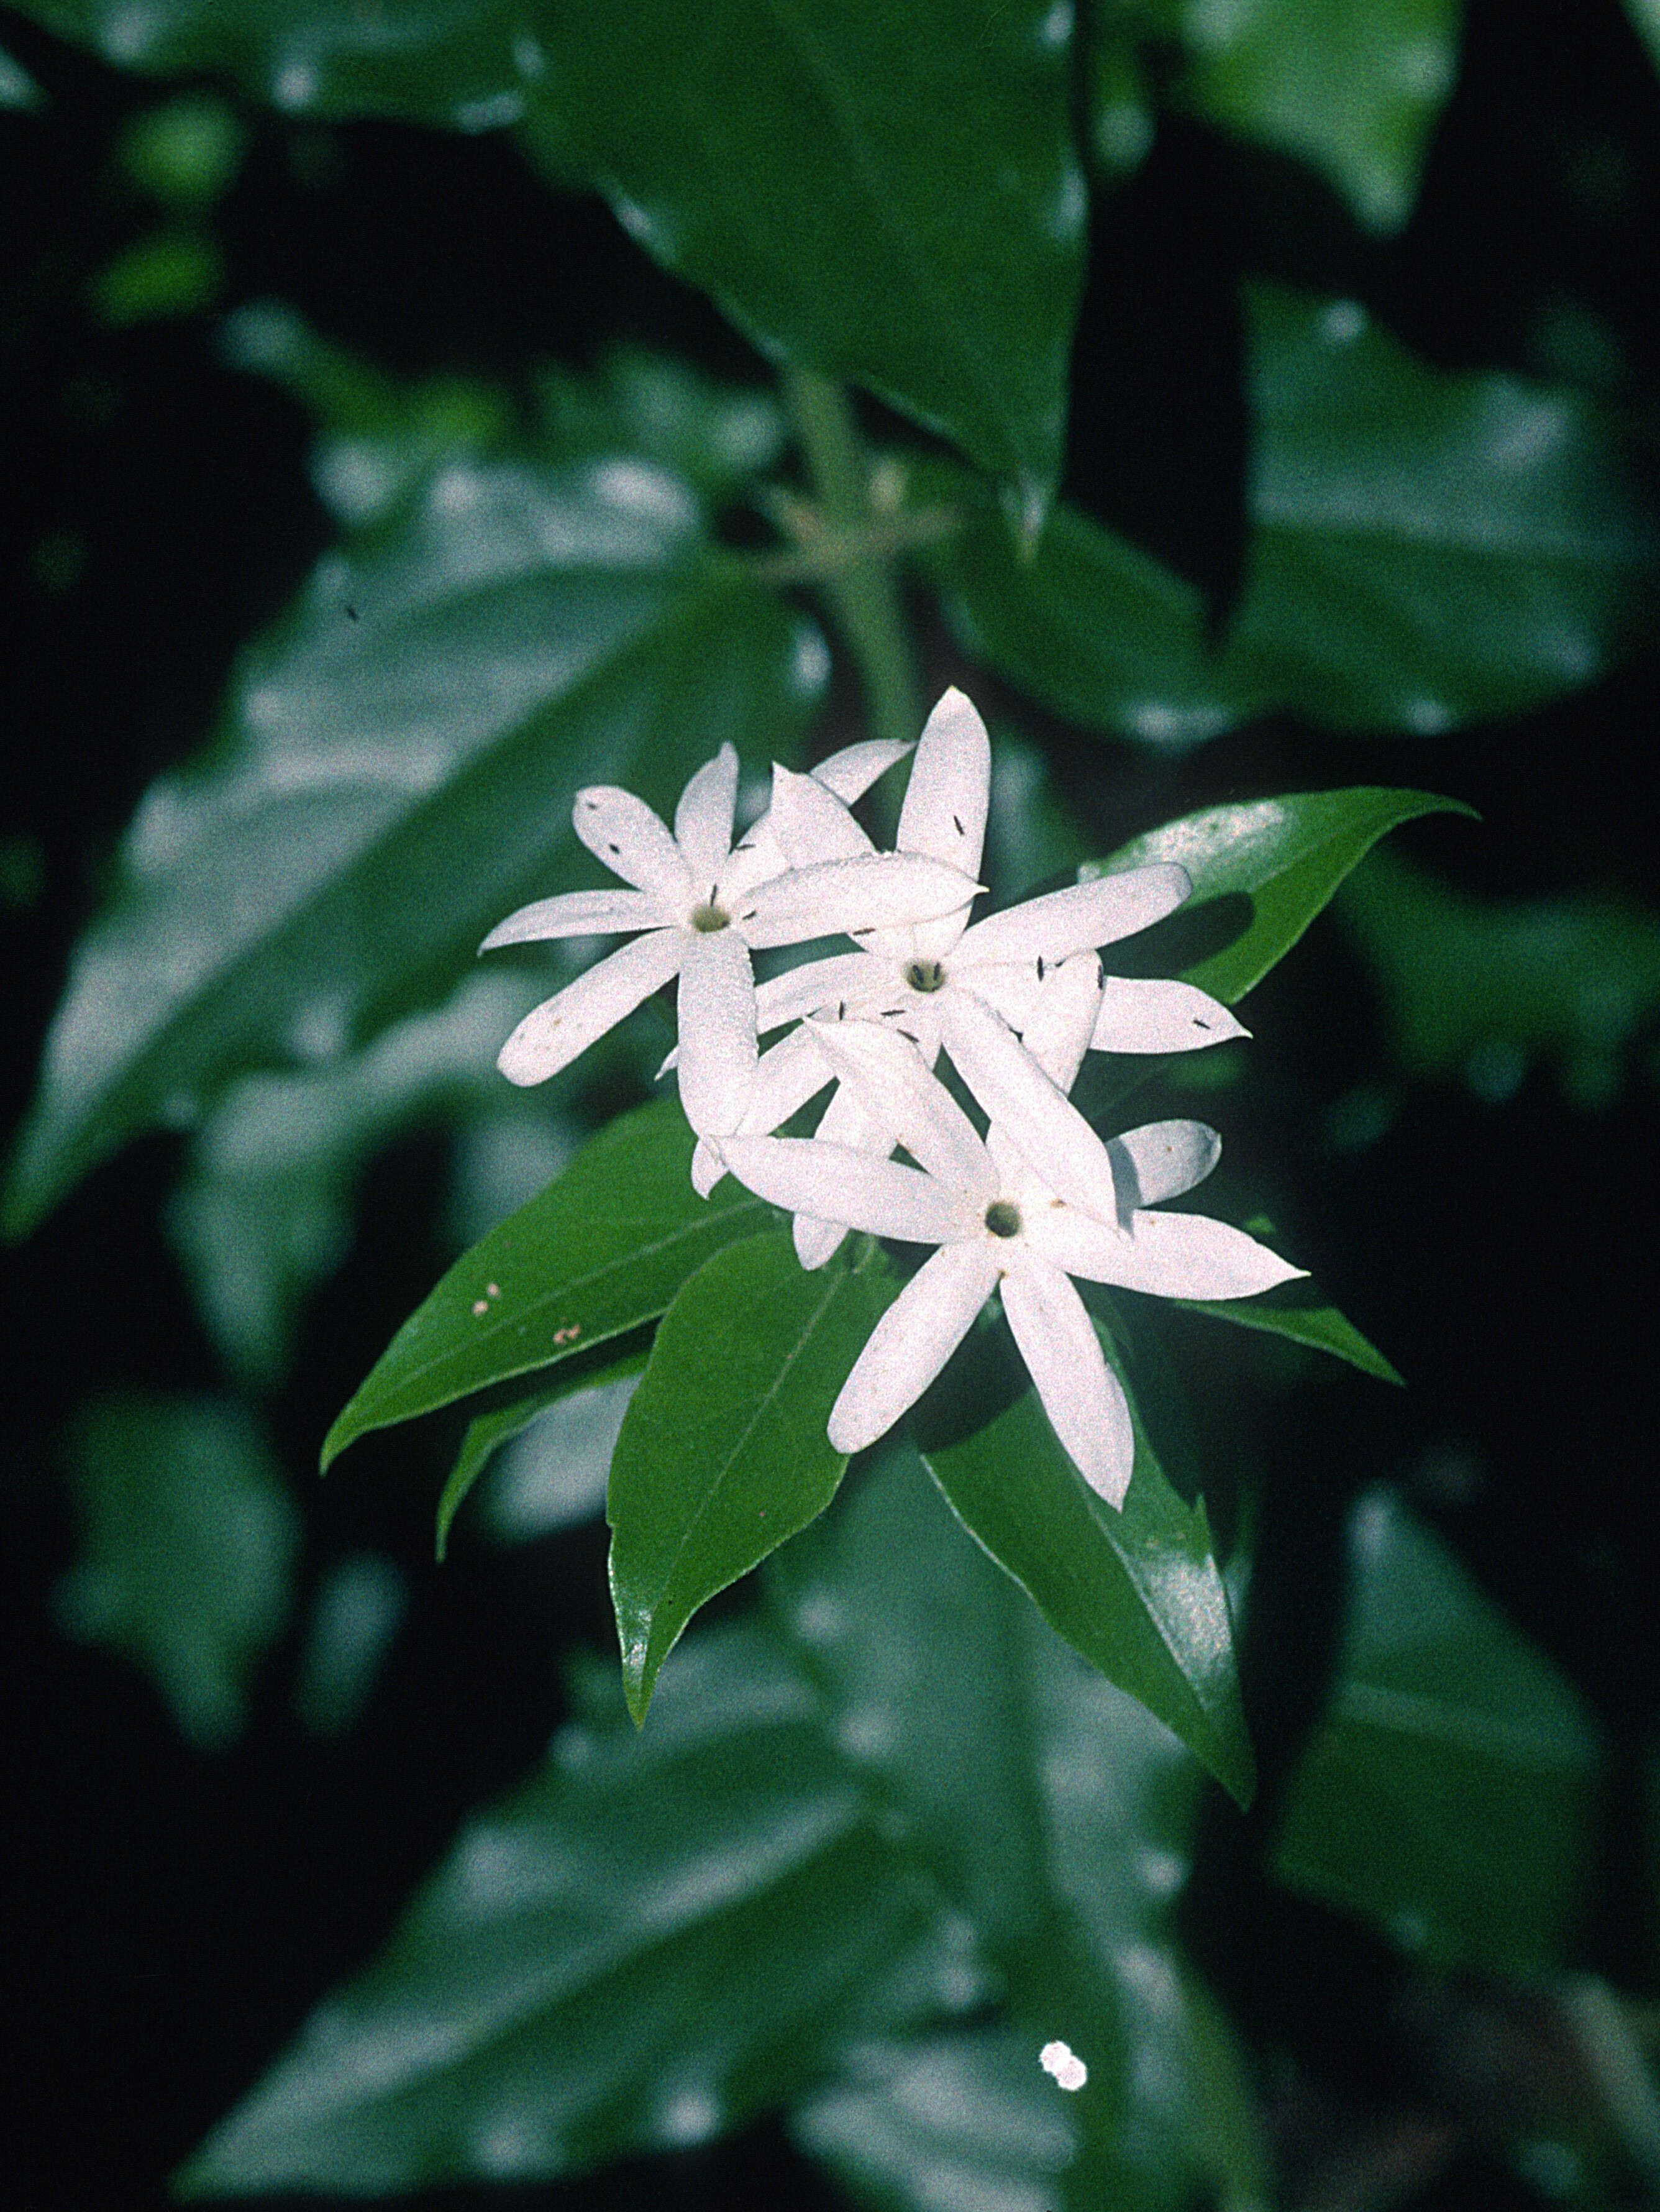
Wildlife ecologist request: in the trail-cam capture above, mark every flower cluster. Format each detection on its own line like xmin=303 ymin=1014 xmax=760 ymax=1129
xmin=485 ymin=690 xmax=1302 ymax=1507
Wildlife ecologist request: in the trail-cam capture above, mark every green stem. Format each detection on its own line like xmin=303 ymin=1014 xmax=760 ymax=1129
xmin=782 ymin=366 xmax=921 ymax=752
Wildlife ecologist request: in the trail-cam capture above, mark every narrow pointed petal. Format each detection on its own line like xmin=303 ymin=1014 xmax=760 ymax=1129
xmin=1092 ymin=976 xmax=1250 ymax=1054
xmin=691 ymin=1136 xmax=725 ymax=1199
xmin=898 ymin=687 xmax=992 ymax=880
xmin=720 ymin=1137 xmax=970 ymax=1245
xmin=1108 ymin=1121 xmax=1221 ymax=1210
xmin=497 ymin=928 xmax=682 ymax=1085
xmin=765 ymin=763 xmax=873 ymax=867
xmin=910 ymin=902 xmax=976 ymax=964
xmin=573 ymin=785 xmax=692 ymax=898
xmin=676 ymin=928 xmax=758 ymax=1138
xmin=828 ymin=1240 xmax=1001 ymax=1455
xmin=737 ymin=1023 xmax=836 ymax=1136
xmin=673 ymin=743 xmax=739 ymax=885
xmin=955 ymin=865 xmax=1190 ymax=967
xmin=812 ymin=736 xmax=913 ymax=803
xmin=791 ymin=1076 xmax=895 ymax=1270
xmin=808 ymin=1018 xmax=993 ymax=1203
xmin=794 ymin=1214 xmax=850 ymax=1270
xmin=1001 ymin=1255 xmax=1134 ymax=1506
xmin=479 ymin=887 xmax=664 ymax=950
xmin=1018 ymin=953 xmax=1103 ymax=1092
xmin=1028 ymin=1204 xmax=1307 ymax=1300
xmin=753 ymin=951 xmax=892 ymax=1033
xmin=939 ymin=992 xmax=1118 ymax=1223
xmin=736 ymin=854 xmax=982 ymax=949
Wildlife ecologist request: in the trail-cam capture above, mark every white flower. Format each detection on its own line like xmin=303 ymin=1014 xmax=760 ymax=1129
xmin=719 ymin=989 xmax=1303 ymax=1506
xmin=753 ymin=684 xmax=1247 ymax=1064
xmin=481 ymin=743 xmax=975 ymax=1137
xmin=694 ymin=687 xmax=1245 ymax=1258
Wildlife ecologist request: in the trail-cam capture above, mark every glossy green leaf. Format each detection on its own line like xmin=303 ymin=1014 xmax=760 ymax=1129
xmin=916 ymin=1328 xmax=1255 ymax=1808
xmin=6 ymin=452 xmax=823 ymax=1236
xmin=916 ymin=458 xmax=1228 ymax=746
xmin=169 ymin=969 xmax=554 ymax=1386
xmin=1223 ymin=285 xmax=1660 ymax=727
xmin=1177 ymin=0 xmax=1461 ymax=232
xmin=773 ymin=1448 xmax=1266 ymax=2211
xmin=179 ymin=1624 xmax=958 ymax=2197
xmin=1097 ymin=784 xmax=1476 ymax=1005
xmin=609 ymin=1234 xmax=894 ymax=1722
xmin=1 ymin=43 xmax=43 ymax=107
xmin=435 ymin=1354 xmax=643 ymax=1560
xmin=1172 ymin=1281 xmax=1403 ymax=1385
xmin=324 ymin=1100 xmax=768 ymax=1468
xmin=519 ymin=1 xmax=1083 ymax=495
xmin=1340 ymin=846 xmax=1660 ymax=1107
xmin=1274 ymin=1491 xmax=1598 ymax=1976
xmin=7 ymin=0 xmax=530 ymax=125
xmin=919 ymin=288 xmax=1660 ymax=739
xmin=1623 ymin=0 xmax=1660 ymax=75
xmin=55 ymin=1393 xmax=298 ymax=1750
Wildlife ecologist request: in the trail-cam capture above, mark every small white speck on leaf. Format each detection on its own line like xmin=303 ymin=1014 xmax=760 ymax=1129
xmin=1039 ymin=2039 xmax=1088 ymax=2091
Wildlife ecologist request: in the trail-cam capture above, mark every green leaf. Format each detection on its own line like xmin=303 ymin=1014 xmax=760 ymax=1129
xmin=1274 ymin=1490 xmax=1598 ymax=1977
xmin=435 ymin=1353 xmax=643 ymax=1561
xmin=915 ymin=458 xmax=1228 ymax=746
xmin=55 ymin=1393 xmax=298 ymax=1750
xmin=918 ymin=287 xmax=1660 ymax=741
xmin=1223 ymin=285 xmax=1660 ymax=727
xmin=1339 ymin=846 xmax=1660 ymax=1107
xmin=1172 ymin=1280 xmax=1403 ymax=1386
xmin=1177 ymin=0 xmax=1461 ymax=232
xmin=1 ymin=43 xmax=43 ymax=107
xmin=1097 ymin=784 xmax=1475 ymax=1005
xmin=773 ymin=1447 xmax=1266 ymax=2211
xmin=1623 ymin=0 xmax=1660 ymax=75
xmin=519 ymin=1 xmax=1084 ymax=495
xmin=608 ymin=1233 xmax=895 ymax=1722
xmin=179 ymin=1624 xmax=959 ymax=2197
xmin=8 ymin=0 xmax=530 ymax=125
xmin=917 ymin=1328 xmax=1255 ymax=1808
xmin=324 ymin=1099 xmax=768 ymax=1468
xmin=168 ymin=969 xmax=556 ymax=1386
xmin=6 ymin=452 xmax=823 ymax=1235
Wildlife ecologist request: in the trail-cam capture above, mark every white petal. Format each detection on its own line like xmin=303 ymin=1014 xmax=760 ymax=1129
xmin=479 ymin=887 xmax=665 ymax=949
xmin=910 ymin=903 xmax=976 ymax=964
xmin=967 ymin=961 xmax=1042 ymax=1031
xmin=955 ymin=866 xmax=1190 ymax=967
xmin=720 ymin=1136 xmax=971 ymax=1245
xmin=673 ymin=743 xmax=739 ymax=886
xmin=736 ymin=854 xmax=982 ymax=949
xmin=764 ymin=763 xmax=873 ymax=867
xmin=898 ymin=687 xmax=991 ymax=880
xmin=1092 ymin=976 xmax=1249 ymax=1054
xmin=496 ymin=928 xmax=682 ymax=1085
xmin=716 ymin=819 xmax=790 ymax=905
xmin=828 ymin=1240 xmax=1001 ymax=1455
xmin=1001 ymin=1255 xmax=1134 ymax=1506
xmin=811 ymin=736 xmax=913 ymax=803
xmin=739 ymin=1024 xmax=836 ymax=1136
xmin=753 ymin=950 xmax=893 ymax=1033
xmin=1107 ymin=1120 xmax=1221 ymax=1210
xmin=939 ymin=992 xmax=1118 ymax=1223
xmin=573 ymin=785 xmax=691 ymax=898
xmin=1028 ymin=1204 xmax=1306 ymax=1300
xmin=691 ymin=1137 xmax=724 ymax=1199
xmin=791 ymin=1076 xmax=896 ymax=1269
xmin=808 ymin=1019 xmax=993 ymax=1204
xmin=676 ymin=928 xmax=759 ymax=1138
xmin=1018 ymin=953 xmax=1103 ymax=1092
xmin=794 ymin=1215 xmax=850 ymax=1269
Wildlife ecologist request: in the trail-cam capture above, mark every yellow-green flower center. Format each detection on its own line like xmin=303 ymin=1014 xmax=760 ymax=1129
xmin=905 ymin=958 xmax=946 ymax=992
xmin=689 ymin=903 xmax=730 ymax=933
xmin=983 ymin=1200 xmax=1022 ymax=1239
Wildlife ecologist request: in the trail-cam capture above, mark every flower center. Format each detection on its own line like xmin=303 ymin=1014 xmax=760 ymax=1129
xmin=983 ymin=1199 xmax=1022 ymax=1239
xmin=904 ymin=958 xmax=946 ymax=993
xmin=688 ymin=903 xmax=730 ymax=933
